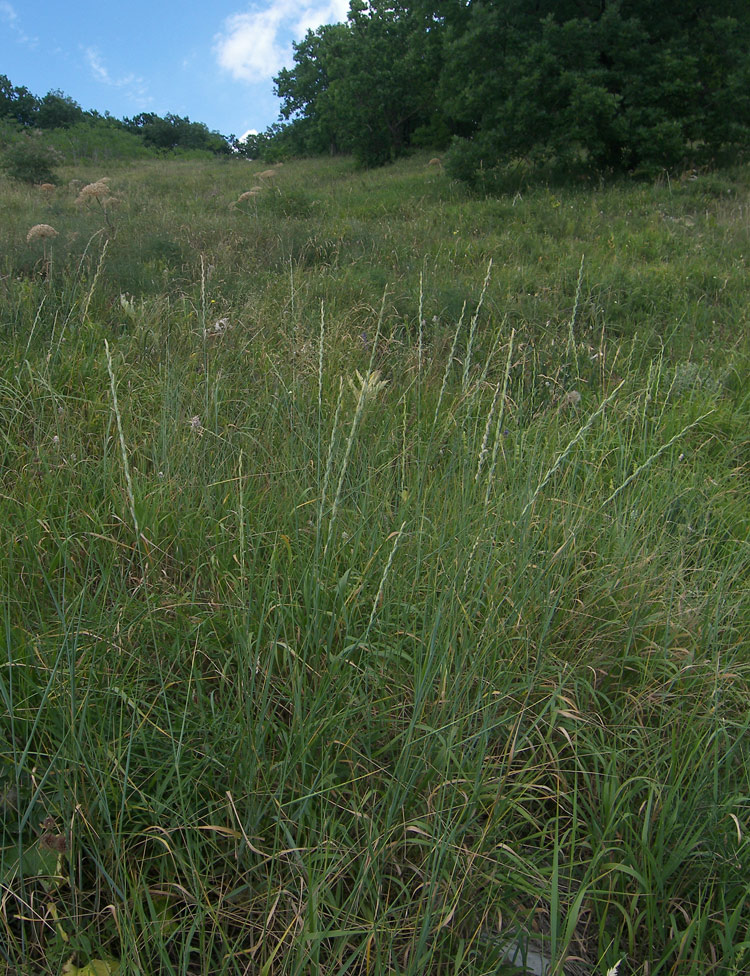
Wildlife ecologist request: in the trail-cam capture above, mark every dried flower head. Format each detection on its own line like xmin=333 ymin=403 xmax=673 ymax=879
xmin=26 ymin=223 xmax=58 ymax=243
xmin=558 ymin=389 xmax=582 ymax=412
xmin=75 ymin=180 xmax=111 ymax=204
xmin=237 ymin=190 xmax=260 ymax=202
xmin=39 ymin=182 xmax=56 ymax=193
xmin=257 ymin=169 xmax=277 ymax=179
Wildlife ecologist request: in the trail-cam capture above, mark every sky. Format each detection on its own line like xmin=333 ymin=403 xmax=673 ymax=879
xmin=0 ymin=0 xmax=351 ymax=139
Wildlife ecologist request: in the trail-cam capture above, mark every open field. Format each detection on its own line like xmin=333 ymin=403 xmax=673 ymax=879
xmin=1 ymin=154 xmax=749 ymax=975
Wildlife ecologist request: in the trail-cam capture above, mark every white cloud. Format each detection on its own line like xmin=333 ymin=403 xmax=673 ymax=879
xmin=0 ymin=1 xmax=36 ymax=47
xmin=86 ymin=48 xmax=113 ymax=85
xmin=214 ymin=0 xmax=349 ymax=83
xmin=85 ymin=48 xmax=150 ymax=105
xmin=0 ymin=1 xmax=17 ymax=23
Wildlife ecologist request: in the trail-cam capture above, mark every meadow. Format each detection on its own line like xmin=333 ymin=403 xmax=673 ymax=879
xmin=1 ymin=153 xmax=748 ymax=975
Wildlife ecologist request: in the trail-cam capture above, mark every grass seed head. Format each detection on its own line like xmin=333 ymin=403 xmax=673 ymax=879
xmin=348 ymin=368 xmax=388 ymax=401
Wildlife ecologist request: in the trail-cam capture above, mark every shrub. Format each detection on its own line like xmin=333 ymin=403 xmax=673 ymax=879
xmin=1 ymin=135 xmax=62 ymax=184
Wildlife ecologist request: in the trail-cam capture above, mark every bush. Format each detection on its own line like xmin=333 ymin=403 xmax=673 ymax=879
xmin=1 ymin=135 xmax=62 ymax=184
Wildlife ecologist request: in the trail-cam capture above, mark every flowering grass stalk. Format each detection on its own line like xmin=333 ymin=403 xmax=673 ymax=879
xmin=601 ymin=408 xmax=715 ymax=508
xmin=104 ymin=338 xmax=140 ymax=542
xmin=80 ymin=238 xmax=108 ymax=324
xmin=483 ymin=328 xmax=515 ymax=507
xmin=325 ymin=288 xmax=387 ymax=554
xmin=520 ymin=378 xmax=625 ymax=519
xmin=463 ymin=258 xmax=492 ymax=392
xmin=432 ymin=301 xmax=466 ymax=435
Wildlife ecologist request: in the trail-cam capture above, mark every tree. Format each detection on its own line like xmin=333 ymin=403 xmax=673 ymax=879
xmin=341 ymin=0 xmax=443 ymax=164
xmin=273 ymin=1 xmax=444 ymax=165
xmin=275 ymin=23 xmax=354 ymax=156
xmin=442 ymin=0 xmax=750 ymax=183
xmin=123 ymin=113 xmax=230 ymax=154
xmin=0 ymin=75 xmax=40 ymax=126
xmin=36 ymin=91 xmax=84 ymax=129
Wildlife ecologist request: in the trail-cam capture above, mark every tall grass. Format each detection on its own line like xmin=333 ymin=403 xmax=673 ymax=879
xmin=0 ymin=153 xmax=748 ymax=976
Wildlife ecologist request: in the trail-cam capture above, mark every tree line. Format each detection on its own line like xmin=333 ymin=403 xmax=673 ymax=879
xmin=255 ymin=0 xmax=750 ymax=183
xmin=0 ymin=75 xmax=231 ymax=157
xmin=3 ymin=0 xmax=749 ymax=186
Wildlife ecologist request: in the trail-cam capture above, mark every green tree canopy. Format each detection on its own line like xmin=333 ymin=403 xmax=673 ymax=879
xmin=122 ymin=112 xmax=230 ymax=154
xmin=274 ymin=1 xmax=443 ymax=165
xmin=36 ymin=91 xmax=85 ymax=129
xmin=275 ymin=22 xmax=355 ymax=156
xmin=442 ymin=0 xmax=750 ymax=181
xmin=265 ymin=0 xmax=750 ymax=180
xmin=0 ymin=75 xmax=40 ymax=126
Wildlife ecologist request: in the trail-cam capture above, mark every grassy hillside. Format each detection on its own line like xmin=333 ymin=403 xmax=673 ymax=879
xmin=1 ymin=155 xmax=749 ymax=976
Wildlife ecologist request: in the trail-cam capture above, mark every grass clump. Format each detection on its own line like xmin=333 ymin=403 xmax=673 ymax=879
xmin=0 ymin=152 xmax=748 ymax=976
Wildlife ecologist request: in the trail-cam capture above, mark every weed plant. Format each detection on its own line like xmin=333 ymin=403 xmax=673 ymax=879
xmin=0 ymin=155 xmax=748 ymax=975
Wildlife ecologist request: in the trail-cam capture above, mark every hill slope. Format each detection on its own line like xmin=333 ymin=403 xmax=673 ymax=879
xmin=1 ymin=155 xmax=749 ymax=975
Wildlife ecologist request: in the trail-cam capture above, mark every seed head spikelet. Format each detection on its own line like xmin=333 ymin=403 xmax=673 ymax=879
xmin=347 ymin=369 xmax=388 ymax=399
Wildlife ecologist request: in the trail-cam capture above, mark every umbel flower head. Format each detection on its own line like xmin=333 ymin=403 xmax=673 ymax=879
xmin=26 ymin=223 xmax=58 ymax=243
xmin=75 ymin=179 xmax=111 ymax=205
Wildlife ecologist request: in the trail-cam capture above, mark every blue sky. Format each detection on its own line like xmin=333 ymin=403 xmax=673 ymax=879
xmin=0 ymin=0 xmax=350 ymax=139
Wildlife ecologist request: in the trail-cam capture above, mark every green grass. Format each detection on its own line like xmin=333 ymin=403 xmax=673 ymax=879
xmin=1 ymin=154 xmax=749 ymax=976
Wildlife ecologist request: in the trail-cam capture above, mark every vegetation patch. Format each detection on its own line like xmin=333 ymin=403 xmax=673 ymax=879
xmin=0 ymin=152 xmax=748 ymax=976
